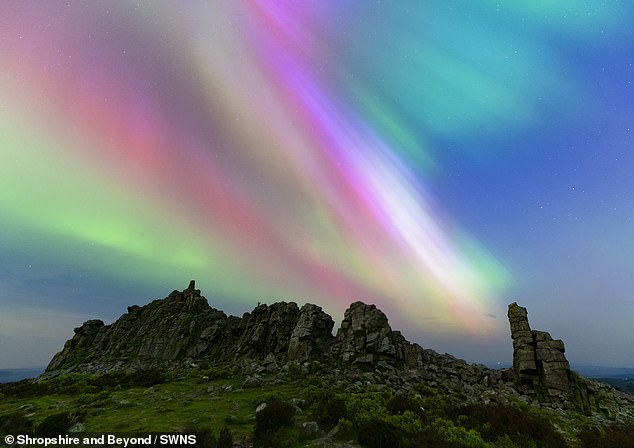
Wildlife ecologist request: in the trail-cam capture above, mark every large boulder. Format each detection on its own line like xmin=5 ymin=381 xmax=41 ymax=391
xmin=234 ymin=302 xmax=300 ymax=359
xmin=287 ymin=304 xmax=335 ymax=362
xmin=332 ymin=301 xmax=424 ymax=369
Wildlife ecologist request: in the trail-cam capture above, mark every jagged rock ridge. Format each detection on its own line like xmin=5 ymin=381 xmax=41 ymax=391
xmin=47 ymin=281 xmax=425 ymax=373
xmin=46 ymin=282 xmax=634 ymax=420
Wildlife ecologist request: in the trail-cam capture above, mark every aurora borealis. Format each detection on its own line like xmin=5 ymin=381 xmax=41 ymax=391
xmin=1 ymin=1 xmax=633 ymax=369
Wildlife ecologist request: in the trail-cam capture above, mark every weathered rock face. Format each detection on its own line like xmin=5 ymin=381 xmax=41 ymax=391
xmin=507 ymin=302 xmax=622 ymax=414
xmin=508 ymin=302 xmax=571 ymax=400
xmin=234 ymin=302 xmax=300 ymax=358
xmin=45 ymin=284 xmax=634 ymax=422
xmin=334 ymin=302 xmax=393 ymax=365
xmin=48 ymin=282 xmax=236 ymax=372
xmin=47 ymin=283 xmax=431 ymax=375
xmin=287 ymin=304 xmax=335 ymax=362
xmin=47 ymin=320 xmax=105 ymax=371
xmin=331 ymin=302 xmax=424 ymax=369
xmin=46 ymin=282 xmax=392 ymax=374
xmin=508 ymin=303 xmax=537 ymax=378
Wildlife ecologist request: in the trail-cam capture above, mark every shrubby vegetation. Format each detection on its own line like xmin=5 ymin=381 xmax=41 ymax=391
xmin=251 ymin=385 xmax=576 ymax=447
xmin=0 ymin=411 xmax=33 ymax=434
xmin=0 ymin=378 xmax=47 ymax=398
xmin=254 ymin=399 xmax=298 ymax=447
xmin=577 ymin=422 xmax=634 ymax=448
xmin=0 ymin=411 xmax=85 ymax=437
xmin=217 ymin=425 xmax=234 ymax=448
xmin=35 ymin=411 xmax=83 ymax=436
xmin=445 ymin=402 xmax=567 ymax=447
xmin=0 ymin=368 xmax=166 ymax=399
xmin=2 ymin=367 xmax=633 ymax=447
xmin=312 ymin=394 xmax=347 ymax=427
xmin=199 ymin=365 xmax=234 ymax=380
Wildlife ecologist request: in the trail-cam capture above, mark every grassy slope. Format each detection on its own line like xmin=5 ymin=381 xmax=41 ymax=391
xmin=1 ymin=368 xmax=633 ymax=448
xmin=0 ymin=371 xmax=299 ymax=439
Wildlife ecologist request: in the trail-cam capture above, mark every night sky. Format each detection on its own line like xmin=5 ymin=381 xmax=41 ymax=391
xmin=1 ymin=1 xmax=633 ymax=369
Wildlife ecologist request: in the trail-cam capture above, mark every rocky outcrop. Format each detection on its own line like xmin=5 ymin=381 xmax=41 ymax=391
xmin=47 ymin=320 xmax=106 ymax=371
xmin=507 ymin=302 xmax=633 ymax=415
xmin=508 ymin=302 xmax=571 ymax=401
xmin=330 ymin=302 xmax=423 ymax=369
xmin=45 ymin=283 xmax=634 ymax=422
xmin=48 ymin=281 xmax=237 ymax=372
xmin=288 ymin=304 xmax=335 ymax=362
xmin=234 ymin=302 xmax=300 ymax=359
xmin=47 ymin=281 xmax=427 ymax=374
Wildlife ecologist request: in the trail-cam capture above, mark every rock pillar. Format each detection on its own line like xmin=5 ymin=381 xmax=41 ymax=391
xmin=508 ymin=302 xmax=572 ymax=402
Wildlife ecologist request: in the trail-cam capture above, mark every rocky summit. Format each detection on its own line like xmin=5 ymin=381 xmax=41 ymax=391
xmin=46 ymin=281 xmax=427 ymax=374
xmin=46 ymin=282 xmax=634 ymax=422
